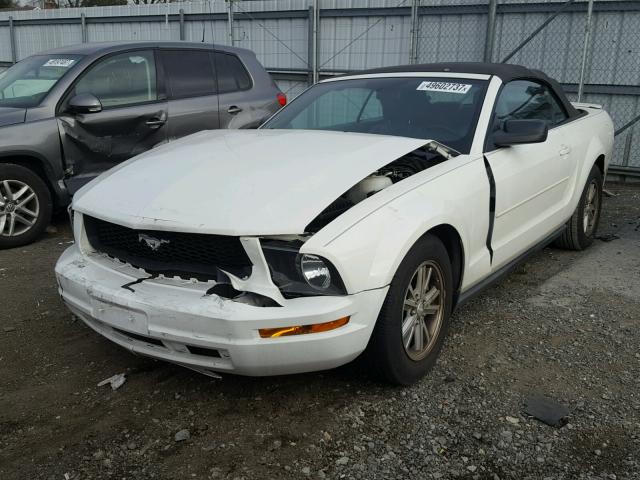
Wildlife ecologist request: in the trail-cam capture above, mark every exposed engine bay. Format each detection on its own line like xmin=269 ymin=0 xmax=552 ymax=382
xmin=305 ymin=141 xmax=458 ymax=233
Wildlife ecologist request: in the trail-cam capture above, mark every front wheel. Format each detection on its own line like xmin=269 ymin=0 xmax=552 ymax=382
xmin=0 ymin=163 xmax=53 ymax=249
xmin=554 ymin=164 xmax=603 ymax=251
xmin=368 ymin=234 xmax=453 ymax=385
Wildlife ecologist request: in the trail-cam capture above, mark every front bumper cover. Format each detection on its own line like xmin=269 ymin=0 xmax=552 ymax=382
xmin=55 ymin=244 xmax=388 ymax=377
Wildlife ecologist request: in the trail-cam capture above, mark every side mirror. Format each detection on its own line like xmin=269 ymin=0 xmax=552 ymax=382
xmin=493 ymin=119 xmax=548 ymax=147
xmin=68 ymin=93 xmax=102 ymax=114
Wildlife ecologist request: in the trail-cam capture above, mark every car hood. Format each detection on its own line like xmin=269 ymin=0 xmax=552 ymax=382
xmin=0 ymin=107 xmax=26 ymax=127
xmin=74 ymin=129 xmax=428 ymax=236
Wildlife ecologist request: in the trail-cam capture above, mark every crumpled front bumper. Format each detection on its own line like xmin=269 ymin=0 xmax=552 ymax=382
xmin=55 ymin=244 xmax=388 ymax=377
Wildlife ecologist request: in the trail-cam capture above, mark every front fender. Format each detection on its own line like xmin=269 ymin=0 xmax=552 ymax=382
xmin=302 ymin=156 xmax=491 ymax=294
xmin=0 ymin=118 xmax=67 ymax=204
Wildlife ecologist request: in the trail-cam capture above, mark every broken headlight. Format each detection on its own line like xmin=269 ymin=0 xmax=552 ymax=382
xmin=261 ymin=240 xmax=346 ymax=298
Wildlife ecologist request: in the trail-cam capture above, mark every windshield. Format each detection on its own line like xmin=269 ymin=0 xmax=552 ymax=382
xmin=0 ymin=54 xmax=83 ymax=108
xmin=263 ymin=76 xmax=488 ymax=153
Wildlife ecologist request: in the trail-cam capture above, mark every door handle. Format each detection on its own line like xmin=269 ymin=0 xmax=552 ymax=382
xmin=145 ymin=119 xmax=166 ymax=128
xmin=559 ymin=145 xmax=571 ymax=156
xmin=227 ymin=106 xmax=242 ymax=115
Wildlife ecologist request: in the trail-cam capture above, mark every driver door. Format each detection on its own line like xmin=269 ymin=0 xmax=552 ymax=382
xmin=57 ymin=50 xmax=168 ymax=194
xmin=484 ymin=80 xmax=574 ymax=269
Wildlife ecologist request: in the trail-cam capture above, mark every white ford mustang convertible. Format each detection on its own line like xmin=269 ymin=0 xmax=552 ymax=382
xmin=55 ymin=63 xmax=614 ymax=384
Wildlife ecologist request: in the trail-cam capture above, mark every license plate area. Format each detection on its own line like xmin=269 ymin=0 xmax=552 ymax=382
xmin=91 ymin=298 xmax=149 ymax=335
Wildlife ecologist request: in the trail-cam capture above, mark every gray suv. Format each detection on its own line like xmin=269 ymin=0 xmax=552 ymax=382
xmin=0 ymin=41 xmax=285 ymax=248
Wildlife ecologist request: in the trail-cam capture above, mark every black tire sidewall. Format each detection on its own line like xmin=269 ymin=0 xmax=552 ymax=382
xmin=0 ymin=164 xmax=53 ymax=249
xmin=371 ymin=234 xmax=453 ymax=385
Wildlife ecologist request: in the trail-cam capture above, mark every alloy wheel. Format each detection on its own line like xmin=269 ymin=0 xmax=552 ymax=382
xmin=401 ymin=260 xmax=445 ymax=361
xmin=0 ymin=179 xmax=40 ymax=237
xmin=583 ymin=180 xmax=599 ymax=235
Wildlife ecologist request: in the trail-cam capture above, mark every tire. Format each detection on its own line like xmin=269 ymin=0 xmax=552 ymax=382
xmin=0 ymin=163 xmax=53 ymax=249
xmin=368 ymin=234 xmax=453 ymax=385
xmin=554 ymin=164 xmax=603 ymax=251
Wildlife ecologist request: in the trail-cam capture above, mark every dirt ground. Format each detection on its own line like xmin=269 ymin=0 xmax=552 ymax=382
xmin=1 ymin=183 xmax=639 ymax=480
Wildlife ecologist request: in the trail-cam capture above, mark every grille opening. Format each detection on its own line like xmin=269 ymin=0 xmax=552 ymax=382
xmin=84 ymin=216 xmax=252 ymax=281
xmin=206 ymin=283 xmax=242 ymax=298
xmin=186 ymin=345 xmax=222 ymax=358
xmin=113 ymin=327 xmax=165 ymax=347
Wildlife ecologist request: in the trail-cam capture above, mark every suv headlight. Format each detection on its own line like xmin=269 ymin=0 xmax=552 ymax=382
xmin=261 ymin=240 xmax=346 ymax=297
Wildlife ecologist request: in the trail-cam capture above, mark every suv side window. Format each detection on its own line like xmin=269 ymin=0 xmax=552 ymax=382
xmin=74 ymin=51 xmax=157 ymax=108
xmin=494 ymin=80 xmax=568 ymax=128
xmin=161 ymin=50 xmax=216 ymax=98
xmin=214 ymin=52 xmax=252 ymax=93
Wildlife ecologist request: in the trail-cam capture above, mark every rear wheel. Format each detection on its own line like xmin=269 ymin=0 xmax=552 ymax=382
xmin=554 ymin=164 xmax=603 ymax=251
xmin=368 ymin=234 xmax=453 ymax=385
xmin=0 ymin=164 xmax=52 ymax=249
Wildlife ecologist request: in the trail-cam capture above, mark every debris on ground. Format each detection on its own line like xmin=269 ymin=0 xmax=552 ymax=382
xmin=174 ymin=429 xmax=190 ymax=442
xmin=505 ymin=415 xmax=520 ymax=425
xmin=97 ymin=373 xmax=126 ymax=391
xmin=596 ymin=233 xmax=620 ymax=242
xmin=523 ymin=394 xmax=570 ymax=427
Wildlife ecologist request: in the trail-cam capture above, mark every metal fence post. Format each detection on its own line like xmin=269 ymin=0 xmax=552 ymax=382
xmin=577 ymin=0 xmax=595 ymax=102
xmin=312 ymin=0 xmax=319 ymax=83
xmin=308 ymin=6 xmax=315 ymax=85
xmin=9 ymin=16 xmax=17 ymax=64
xmin=227 ymin=0 xmax=235 ymax=46
xmin=484 ymin=0 xmax=497 ymax=62
xmin=409 ymin=0 xmax=419 ymax=64
xmin=179 ymin=9 xmax=185 ymax=41
xmin=80 ymin=13 xmax=87 ymax=43
xmin=622 ymin=131 xmax=633 ymax=167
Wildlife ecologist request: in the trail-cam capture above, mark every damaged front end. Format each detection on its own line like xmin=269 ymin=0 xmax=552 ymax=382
xmin=82 ymin=213 xmax=347 ymax=307
xmin=78 ymin=139 xmax=456 ymax=307
xmin=56 ymin=133 xmax=461 ymax=376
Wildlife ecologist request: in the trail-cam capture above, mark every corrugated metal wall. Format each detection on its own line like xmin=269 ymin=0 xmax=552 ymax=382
xmin=0 ymin=0 xmax=639 ymax=169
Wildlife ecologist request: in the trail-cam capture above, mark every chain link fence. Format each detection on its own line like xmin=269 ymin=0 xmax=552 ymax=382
xmin=489 ymin=0 xmax=640 ymax=172
xmin=413 ymin=0 xmax=640 ymax=174
xmin=0 ymin=0 xmax=639 ymax=174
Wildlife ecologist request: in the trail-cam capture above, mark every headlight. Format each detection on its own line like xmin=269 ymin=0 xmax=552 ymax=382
xmin=300 ymin=254 xmax=331 ymax=289
xmin=261 ymin=240 xmax=346 ymax=298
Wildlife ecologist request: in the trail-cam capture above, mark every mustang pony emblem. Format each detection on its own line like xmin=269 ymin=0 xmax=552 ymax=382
xmin=138 ymin=233 xmax=170 ymax=251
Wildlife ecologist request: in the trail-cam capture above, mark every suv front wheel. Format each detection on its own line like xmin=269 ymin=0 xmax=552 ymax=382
xmin=0 ymin=163 xmax=52 ymax=249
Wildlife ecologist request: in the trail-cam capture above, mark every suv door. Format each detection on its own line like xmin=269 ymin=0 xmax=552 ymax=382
xmin=484 ymin=79 xmax=574 ymax=268
xmin=215 ymin=52 xmax=263 ymax=129
xmin=57 ymin=50 xmax=168 ymax=194
xmin=159 ymin=49 xmax=220 ymax=140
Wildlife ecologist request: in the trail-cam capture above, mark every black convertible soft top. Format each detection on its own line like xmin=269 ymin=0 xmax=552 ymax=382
xmin=353 ymin=62 xmax=580 ymax=119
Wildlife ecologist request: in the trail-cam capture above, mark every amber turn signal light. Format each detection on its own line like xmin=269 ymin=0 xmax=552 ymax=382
xmin=259 ymin=317 xmax=349 ymax=338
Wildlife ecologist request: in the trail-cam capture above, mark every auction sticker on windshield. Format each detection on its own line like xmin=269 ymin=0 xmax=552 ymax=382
xmin=416 ymin=81 xmax=472 ymax=94
xmin=43 ymin=59 xmax=76 ymax=68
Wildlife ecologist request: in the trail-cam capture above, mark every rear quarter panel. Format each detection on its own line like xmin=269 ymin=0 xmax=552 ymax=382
xmin=564 ymin=108 xmax=614 ymax=215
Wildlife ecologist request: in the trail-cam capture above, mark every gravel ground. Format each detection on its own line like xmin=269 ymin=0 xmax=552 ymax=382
xmin=1 ymin=183 xmax=639 ymax=480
